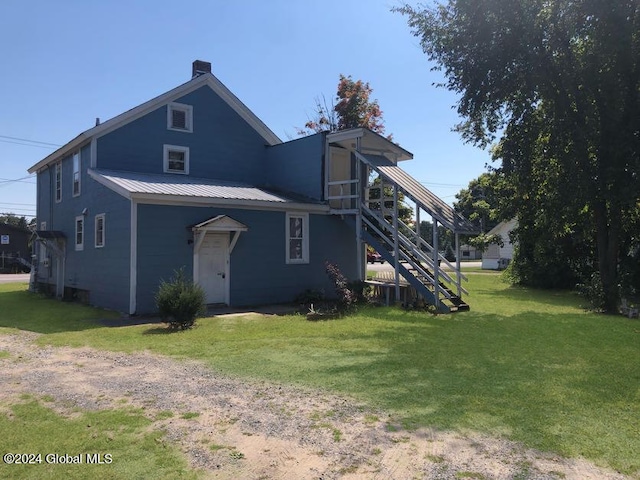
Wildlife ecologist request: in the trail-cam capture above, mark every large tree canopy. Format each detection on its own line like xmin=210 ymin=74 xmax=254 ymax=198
xmin=396 ymin=0 xmax=640 ymax=312
xmin=453 ymin=171 xmax=509 ymax=234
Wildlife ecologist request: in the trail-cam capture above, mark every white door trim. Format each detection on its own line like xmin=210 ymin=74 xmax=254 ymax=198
xmin=191 ymin=215 xmax=248 ymax=306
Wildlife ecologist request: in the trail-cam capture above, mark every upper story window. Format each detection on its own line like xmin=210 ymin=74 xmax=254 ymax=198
xmin=95 ymin=214 xmax=105 ymax=248
xmin=163 ymin=145 xmax=189 ymax=175
xmin=167 ymin=103 xmax=193 ymax=133
xmin=286 ymin=212 xmax=309 ymax=264
xmin=75 ymin=216 xmax=84 ymax=251
xmin=55 ymin=161 xmax=62 ymax=203
xmin=72 ymin=152 xmax=81 ymax=197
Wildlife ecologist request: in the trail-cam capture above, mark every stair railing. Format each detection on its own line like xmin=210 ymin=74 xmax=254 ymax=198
xmin=361 ymin=205 xmax=459 ymax=302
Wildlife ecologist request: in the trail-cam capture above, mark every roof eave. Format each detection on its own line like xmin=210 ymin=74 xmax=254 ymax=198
xmin=28 ymin=132 xmax=90 ymax=174
xmin=130 ymin=192 xmax=330 ymax=213
xmin=327 ymin=128 xmax=413 ymax=162
xmin=28 ymin=71 xmax=282 ymax=173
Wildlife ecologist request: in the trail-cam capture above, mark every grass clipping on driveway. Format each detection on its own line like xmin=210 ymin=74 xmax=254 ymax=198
xmin=1 ymin=277 xmax=639 ymax=475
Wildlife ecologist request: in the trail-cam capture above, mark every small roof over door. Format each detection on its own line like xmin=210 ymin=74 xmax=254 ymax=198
xmin=191 ymin=215 xmax=248 ymax=254
xmin=191 ymin=215 xmax=248 ymax=233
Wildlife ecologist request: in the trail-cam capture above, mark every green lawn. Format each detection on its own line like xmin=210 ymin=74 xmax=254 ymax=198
xmin=0 ymin=397 xmax=196 ymax=480
xmin=1 ymin=277 xmax=639 ymax=475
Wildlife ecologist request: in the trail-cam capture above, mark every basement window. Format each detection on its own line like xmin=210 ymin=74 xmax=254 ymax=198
xmin=167 ymin=103 xmax=193 ymax=133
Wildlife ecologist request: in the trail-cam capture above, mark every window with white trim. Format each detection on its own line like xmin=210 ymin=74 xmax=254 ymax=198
xmin=95 ymin=214 xmax=105 ymax=248
xmin=286 ymin=213 xmax=309 ymax=264
xmin=55 ymin=161 xmax=62 ymax=202
xmin=72 ymin=152 xmax=81 ymax=197
xmin=163 ymin=145 xmax=189 ymax=174
xmin=167 ymin=102 xmax=193 ymax=132
xmin=75 ymin=216 xmax=84 ymax=251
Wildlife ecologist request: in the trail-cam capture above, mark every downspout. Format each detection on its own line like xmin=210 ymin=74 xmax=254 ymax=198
xmin=129 ymin=199 xmax=138 ymax=315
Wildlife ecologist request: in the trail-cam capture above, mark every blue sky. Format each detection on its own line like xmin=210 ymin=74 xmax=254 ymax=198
xmin=0 ymin=0 xmax=492 ymax=220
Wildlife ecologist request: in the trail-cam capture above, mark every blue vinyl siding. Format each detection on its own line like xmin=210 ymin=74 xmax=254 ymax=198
xmin=35 ymin=143 xmax=131 ymax=312
xmin=68 ymin=180 xmax=131 ymax=313
xmin=265 ymin=133 xmax=324 ymax=200
xmin=135 ymin=204 xmax=356 ymax=314
xmin=96 ymin=86 xmax=269 ymax=184
xmin=35 ymin=145 xmax=93 ymax=286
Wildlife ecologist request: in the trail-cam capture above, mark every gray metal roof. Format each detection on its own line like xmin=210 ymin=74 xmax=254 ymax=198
xmin=364 ymin=155 xmax=479 ymax=234
xmin=91 ymin=169 xmax=303 ymax=204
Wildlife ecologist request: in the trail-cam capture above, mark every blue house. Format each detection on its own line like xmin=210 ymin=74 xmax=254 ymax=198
xmin=29 ymin=60 xmax=477 ymax=315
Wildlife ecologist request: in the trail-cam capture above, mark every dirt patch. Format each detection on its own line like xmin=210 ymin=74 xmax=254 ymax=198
xmin=0 ymin=331 xmax=631 ymax=479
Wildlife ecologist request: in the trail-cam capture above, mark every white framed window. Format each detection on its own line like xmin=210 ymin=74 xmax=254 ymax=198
xmin=167 ymin=102 xmax=193 ymax=133
xmin=55 ymin=161 xmax=62 ymax=202
xmin=95 ymin=214 xmax=105 ymax=248
xmin=72 ymin=152 xmax=81 ymax=197
xmin=75 ymin=216 xmax=84 ymax=251
xmin=163 ymin=145 xmax=190 ymax=174
xmin=286 ymin=212 xmax=309 ymax=264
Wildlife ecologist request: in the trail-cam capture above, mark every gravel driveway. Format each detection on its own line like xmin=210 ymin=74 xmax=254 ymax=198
xmin=0 ymin=330 xmax=629 ymax=479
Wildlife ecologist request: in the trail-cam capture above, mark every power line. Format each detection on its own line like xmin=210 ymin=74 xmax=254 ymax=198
xmin=0 ymin=202 xmax=37 ymax=207
xmin=0 ymin=212 xmax=36 ymax=218
xmin=0 ymin=176 xmax=36 ymax=185
xmin=0 ymin=135 xmax=62 ymax=147
xmin=419 ymin=181 xmax=466 ymax=188
xmin=0 ymin=139 xmax=59 ymax=149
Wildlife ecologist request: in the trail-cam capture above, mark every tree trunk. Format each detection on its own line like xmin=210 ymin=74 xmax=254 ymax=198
xmin=594 ymin=203 xmax=620 ymax=314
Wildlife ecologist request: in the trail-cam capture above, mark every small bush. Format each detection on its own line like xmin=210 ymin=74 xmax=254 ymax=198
xmin=155 ymin=268 xmax=206 ymax=330
xmin=294 ymin=289 xmax=326 ymax=306
xmin=346 ymin=280 xmax=372 ymax=304
xmin=576 ymin=272 xmax=607 ymax=312
xmin=324 ymin=261 xmax=357 ymax=314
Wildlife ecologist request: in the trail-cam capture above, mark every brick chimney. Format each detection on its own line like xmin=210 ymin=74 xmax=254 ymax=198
xmin=192 ymin=60 xmax=211 ymax=78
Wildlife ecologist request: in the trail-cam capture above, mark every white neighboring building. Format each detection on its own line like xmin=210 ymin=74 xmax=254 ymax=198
xmin=482 ymin=218 xmax=517 ymax=270
xmin=459 ymin=244 xmax=481 ymax=260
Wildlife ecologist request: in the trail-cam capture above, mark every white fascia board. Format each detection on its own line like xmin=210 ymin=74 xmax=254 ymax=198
xmin=28 ymin=134 xmax=91 ymax=174
xmin=130 ymin=193 xmax=330 ymax=214
xmin=203 ymin=76 xmax=282 ymax=145
xmin=87 ymin=169 xmax=133 ymax=199
xmin=28 ymin=72 xmax=283 ymax=173
xmin=27 ymin=76 xmax=210 ymax=174
xmin=326 ymin=128 xmax=365 ymax=143
xmin=326 ymin=128 xmax=413 ymax=162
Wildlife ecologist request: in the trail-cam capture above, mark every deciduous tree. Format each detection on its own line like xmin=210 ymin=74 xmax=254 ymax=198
xmin=396 ymin=0 xmax=640 ymax=312
xmin=297 ymin=75 xmax=389 ymax=138
xmin=0 ymin=214 xmax=29 ymax=230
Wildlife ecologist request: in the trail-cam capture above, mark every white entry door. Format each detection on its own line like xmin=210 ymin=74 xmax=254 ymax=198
xmin=197 ymin=233 xmax=229 ymax=304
